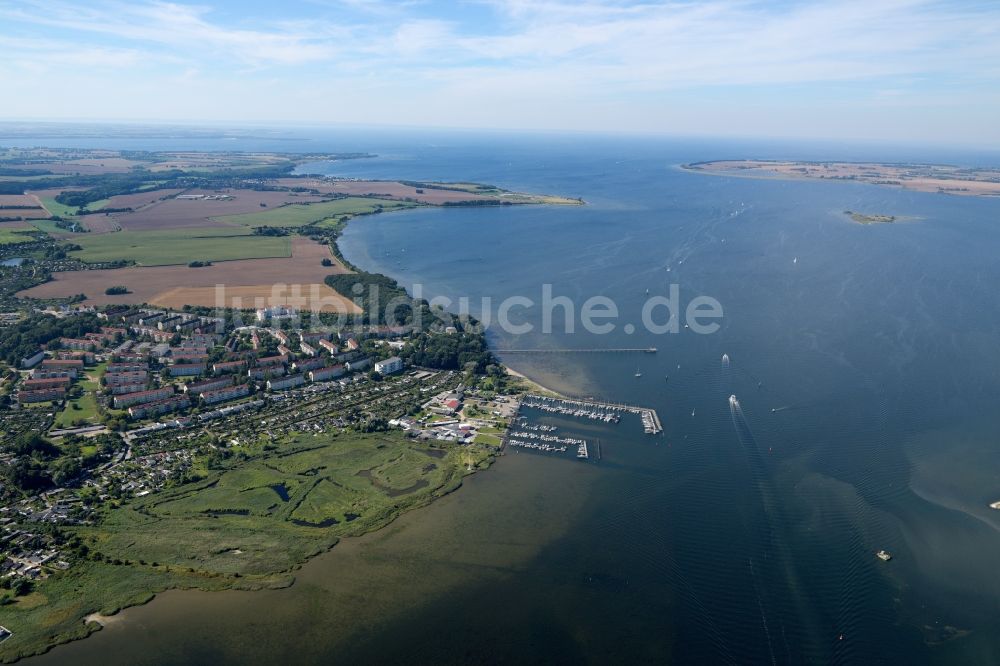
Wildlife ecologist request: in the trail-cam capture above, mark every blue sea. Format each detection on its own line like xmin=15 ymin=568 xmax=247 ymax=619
xmin=17 ymin=126 xmax=1000 ymax=664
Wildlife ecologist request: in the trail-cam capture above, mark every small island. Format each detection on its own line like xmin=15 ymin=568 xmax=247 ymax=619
xmin=845 ymin=210 xmax=896 ymax=225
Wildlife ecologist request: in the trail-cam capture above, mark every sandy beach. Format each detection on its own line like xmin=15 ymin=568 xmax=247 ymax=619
xmin=505 ymin=366 xmax=565 ymax=398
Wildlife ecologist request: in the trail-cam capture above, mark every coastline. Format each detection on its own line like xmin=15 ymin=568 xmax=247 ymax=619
xmin=504 ymin=366 xmax=566 ymax=399
xmin=1 ymin=174 xmax=579 ymax=664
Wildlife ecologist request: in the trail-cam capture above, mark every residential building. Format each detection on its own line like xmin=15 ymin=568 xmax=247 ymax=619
xmin=346 ymin=357 xmax=372 ymax=372
xmin=201 ymin=384 xmax=251 ymax=405
xmin=256 ymin=354 xmax=286 ymax=367
xmin=104 ymin=371 xmax=148 ymax=386
xmin=309 ymin=365 xmax=345 ymax=382
xmin=212 ymin=360 xmax=247 ymax=375
xmin=169 ymin=364 xmax=205 ymax=377
xmin=38 ymin=359 xmax=82 ymax=378
xmin=248 ymin=365 xmax=286 ymax=381
xmin=59 ymin=338 xmax=97 ymax=351
xmin=266 ymin=374 xmax=305 ymax=391
xmin=292 ymin=357 xmax=325 ymax=372
xmin=183 ymin=377 xmax=233 ymax=395
xmin=21 ymin=377 xmax=71 ymax=390
xmin=109 ymin=383 xmax=148 ymax=395
xmin=20 ymin=350 xmax=44 ymax=369
xmin=113 ymin=386 xmax=173 ymax=409
xmin=128 ymin=395 xmax=190 ymax=419
xmin=17 ymin=388 xmax=66 ymax=404
xmin=375 ymin=356 xmax=404 ymax=376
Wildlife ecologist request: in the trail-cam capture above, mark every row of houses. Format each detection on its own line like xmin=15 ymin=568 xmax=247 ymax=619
xmin=201 ymin=384 xmax=251 ymax=405
xmin=127 ymin=395 xmax=191 ymax=419
xmin=182 ymin=376 xmax=233 ymax=395
xmin=113 ymin=386 xmax=173 ymax=410
xmin=17 ymin=387 xmax=66 ymax=404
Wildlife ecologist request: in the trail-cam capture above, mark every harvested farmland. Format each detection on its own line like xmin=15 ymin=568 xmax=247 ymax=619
xmin=112 ymin=189 xmax=329 ymax=231
xmin=3 ymin=158 xmax=145 ymax=175
xmin=0 ymin=194 xmax=51 ymax=220
xmin=102 ymin=188 xmax=185 ymax=210
xmin=18 ymin=237 xmax=358 ymax=312
xmin=278 ymin=178 xmax=583 ymax=205
xmin=215 ymin=196 xmax=418 ymax=228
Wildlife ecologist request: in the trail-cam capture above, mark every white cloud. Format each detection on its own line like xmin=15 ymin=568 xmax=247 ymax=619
xmin=0 ymin=0 xmax=998 ymax=144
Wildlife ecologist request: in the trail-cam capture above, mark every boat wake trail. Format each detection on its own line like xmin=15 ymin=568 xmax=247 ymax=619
xmin=749 ymin=558 xmax=778 ymax=666
xmin=728 ymin=393 xmax=825 ymax=663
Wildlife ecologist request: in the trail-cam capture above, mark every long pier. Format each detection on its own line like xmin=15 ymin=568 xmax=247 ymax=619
xmin=497 ymin=347 xmax=657 ymax=354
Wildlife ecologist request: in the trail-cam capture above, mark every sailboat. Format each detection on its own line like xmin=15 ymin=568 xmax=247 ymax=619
xmin=634 ymin=367 xmax=642 ymax=378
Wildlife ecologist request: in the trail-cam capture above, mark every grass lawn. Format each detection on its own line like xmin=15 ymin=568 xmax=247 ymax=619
xmin=52 ymin=363 xmax=105 ymax=429
xmin=53 ymin=392 xmax=99 ymax=428
xmin=67 ymin=227 xmax=291 ymax=265
xmin=216 ymin=197 xmax=417 ymax=228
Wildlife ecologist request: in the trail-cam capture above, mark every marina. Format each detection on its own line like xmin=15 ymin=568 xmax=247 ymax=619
xmin=519 ymin=395 xmax=663 ymax=434
xmin=506 ymin=439 xmax=568 ymax=454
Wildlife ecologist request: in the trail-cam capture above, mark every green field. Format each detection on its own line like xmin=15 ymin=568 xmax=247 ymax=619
xmin=39 ymin=196 xmax=110 ymax=218
xmin=104 ymin=431 xmax=478 ymax=573
xmin=67 ymin=227 xmax=291 ymax=265
xmin=216 ymin=197 xmax=418 ymax=228
xmin=0 ymin=431 xmax=492 ymax=661
xmin=0 ymin=225 xmax=38 ymax=245
xmin=27 ymin=219 xmax=73 ymax=235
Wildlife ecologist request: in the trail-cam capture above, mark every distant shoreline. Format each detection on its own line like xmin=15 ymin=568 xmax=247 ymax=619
xmin=681 ymin=159 xmax=1000 ymax=197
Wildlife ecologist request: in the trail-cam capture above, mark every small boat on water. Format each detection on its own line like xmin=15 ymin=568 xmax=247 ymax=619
xmin=634 ymin=367 xmax=642 ymax=378
xmin=877 ymin=550 xmax=892 ymax=561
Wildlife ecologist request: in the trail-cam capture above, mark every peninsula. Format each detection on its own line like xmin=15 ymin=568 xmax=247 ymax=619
xmin=682 ymin=159 xmax=1000 ymax=197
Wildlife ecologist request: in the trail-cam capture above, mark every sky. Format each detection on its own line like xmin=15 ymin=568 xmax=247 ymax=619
xmin=2 ymin=0 xmax=999 ymax=146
